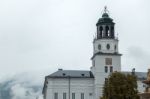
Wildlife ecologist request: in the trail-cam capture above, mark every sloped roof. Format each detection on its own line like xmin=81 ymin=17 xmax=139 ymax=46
xmin=43 ymin=70 xmax=147 ymax=94
xmin=46 ymin=69 xmax=146 ymax=80
xmin=46 ymin=70 xmax=94 ymax=78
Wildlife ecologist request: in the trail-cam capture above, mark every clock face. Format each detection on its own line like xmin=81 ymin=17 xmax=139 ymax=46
xmin=105 ymin=58 xmax=112 ymax=65
xmin=106 ymin=44 xmax=110 ymax=50
xmin=98 ymin=44 xmax=101 ymax=50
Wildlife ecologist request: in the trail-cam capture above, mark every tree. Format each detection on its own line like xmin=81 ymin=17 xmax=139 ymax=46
xmin=101 ymin=72 xmax=140 ymax=99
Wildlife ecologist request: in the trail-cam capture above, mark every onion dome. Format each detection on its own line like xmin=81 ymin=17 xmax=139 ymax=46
xmin=96 ymin=7 xmax=114 ymax=26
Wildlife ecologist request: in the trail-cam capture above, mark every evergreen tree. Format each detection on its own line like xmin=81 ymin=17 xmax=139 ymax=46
xmin=101 ymin=72 xmax=139 ymax=99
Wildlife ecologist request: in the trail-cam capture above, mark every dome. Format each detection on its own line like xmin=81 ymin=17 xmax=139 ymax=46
xmin=102 ymin=13 xmax=109 ymax=18
xmin=96 ymin=12 xmax=114 ymax=26
xmin=96 ymin=7 xmax=115 ymax=26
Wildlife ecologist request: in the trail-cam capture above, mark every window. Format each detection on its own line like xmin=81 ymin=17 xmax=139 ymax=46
xmin=81 ymin=74 xmax=85 ymax=76
xmin=110 ymin=66 xmax=113 ymax=72
xmin=63 ymin=73 xmax=66 ymax=76
xmin=105 ymin=78 xmax=108 ymax=82
xmin=105 ymin=66 xmax=108 ymax=73
xmin=81 ymin=93 xmax=84 ymax=99
xmin=89 ymin=93 xmax=92 ymax=96
xmin=99 ymin=26 xmax=103 ymax=38
xmin=111 ymin=26 xmax=114 ymax=38
xmin=105 ymin=26 xmax=109 ymax=37
xmin=98 ymin=44 xmax=101 ymax=50
xmin=106 ymin=44 xmax=110 ymax=50
xmin=72 ymin=93 xmax=75 ymax=99
xmin=54 ymin=93 xmax=58 ymax=99
xmin=63 ymin=93 xmax=66 ymax=99
xmin=105 ymin=58 xmax=112 ymax=65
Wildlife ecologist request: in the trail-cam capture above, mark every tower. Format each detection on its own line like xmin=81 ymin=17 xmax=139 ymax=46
xmin=90 ymin=7 xmax=122 ymax=99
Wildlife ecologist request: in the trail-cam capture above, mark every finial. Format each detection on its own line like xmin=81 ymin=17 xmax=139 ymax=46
xmin=102 ymin=6 xmax=109 ymax=17
xmin=104 ymin=6 xmax=107 ymax=13
xmin=103 ymin=6 xmax=109 ymax=14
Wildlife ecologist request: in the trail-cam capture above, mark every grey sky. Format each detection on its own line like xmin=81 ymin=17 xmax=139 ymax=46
xmin=0 ymin=0 xmax=150 ymax=84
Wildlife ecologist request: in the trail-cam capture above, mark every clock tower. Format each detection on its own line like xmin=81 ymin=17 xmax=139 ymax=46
xmin=90 ymin=7 xmax=122 ymax=99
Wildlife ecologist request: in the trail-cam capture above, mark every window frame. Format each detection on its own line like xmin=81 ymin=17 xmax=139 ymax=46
xmin=72 ymin=93 xmax=75 ymax=99
xmin=81 ymin=93 xmax=84 ymax=99
xmin=110 ymin=66 xmax=113 ymax=73
xmin=105 ymin=66 xmax=108 ymax=73
xmin=63 ymin=93 xmax=66 ymax=99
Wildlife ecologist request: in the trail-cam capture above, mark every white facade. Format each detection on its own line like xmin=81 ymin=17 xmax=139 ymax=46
xmin=43 ymin=8 xmax=146 ymax=99
xmin=44 ymin=78 xmax=94 ymax=99
xmin=93 ymin=39 xmax=119 ymax=54
xmin=91 ymin=39 xmax=121 ymax=99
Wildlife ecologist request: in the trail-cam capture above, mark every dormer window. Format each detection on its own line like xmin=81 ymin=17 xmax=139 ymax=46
xmin=62 ymin=73 xmax=66 ymax=76
xmin=81 ymin=74 xmax=85 ymax=76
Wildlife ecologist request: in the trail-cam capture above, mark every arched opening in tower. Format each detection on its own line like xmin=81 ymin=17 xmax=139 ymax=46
xmin=99 ymin=26 xmax=103 ymax=38
xmin=105 ymin=26 xmax=109 ymax=38
xmin=111 ymin=26 xmax=114 ymax=38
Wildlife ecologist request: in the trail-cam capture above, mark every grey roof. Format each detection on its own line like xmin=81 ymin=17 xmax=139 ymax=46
xmin=43 ymin=70 xmax=147 ymax=94
xmin=46 ymin=69 xmax=146 ymax=80
xmin=122 ymin=71 xmax=147 ymax=80
xmin=46 ymin=70 xmax=94 ymax=78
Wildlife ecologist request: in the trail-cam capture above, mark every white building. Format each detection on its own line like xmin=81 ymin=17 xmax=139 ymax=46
xmin=42 ymin=7 xmax=146 ymax=99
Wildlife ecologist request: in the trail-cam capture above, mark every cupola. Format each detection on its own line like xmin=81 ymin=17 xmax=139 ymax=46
xmin=96 ymin=6 xmax=115 ymax=39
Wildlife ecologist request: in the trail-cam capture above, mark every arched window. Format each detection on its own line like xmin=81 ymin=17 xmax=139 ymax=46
xmin=105 ymin=26 xmax=109 ymax=37
xmin=106 ymin=44 xmax=110 ymax=50
xmin=111 ymin=26 xmax=114 ymax=38
xmin=99 ymin=26 xmax=103 ymax=38
xmin=110 ymin=66 xmax=113 ymax=72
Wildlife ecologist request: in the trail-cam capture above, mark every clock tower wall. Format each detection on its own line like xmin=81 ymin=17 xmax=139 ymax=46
xmin=93 ymin=39 xmax=119 ymax=54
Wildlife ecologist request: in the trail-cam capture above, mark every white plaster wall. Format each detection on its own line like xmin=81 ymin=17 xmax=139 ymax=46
xmin=93 ymin=39 xmax=119 ymax=54
xmin=45 ymin=78 xmax=94 ymax=99
xmin=92 ymin=55 xmax=121 ymax=99
xmin=93 ymin=55 xmax=121 ymax=83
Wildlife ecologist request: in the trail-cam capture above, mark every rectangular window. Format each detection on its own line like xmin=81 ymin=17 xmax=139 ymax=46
xmin=110 ymin=66 xmax=113 ymax=72
xmin=63 ymin=93 xmax=66 ymax=99
xmin=105 ymin=66 xmax=108 ymax=73
xmin=72 ymin=93 xmax=75 ymax=99
xmin=81 ymin=93 xmax=84 ymax=99
xmin=105 ymin=58 xmax=112 ymax=65
xmin=54 ymin=93 xmax=58 ymax=99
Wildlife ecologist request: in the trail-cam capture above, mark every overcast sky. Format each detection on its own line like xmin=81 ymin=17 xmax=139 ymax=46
xmin=0 ymin=0 xmax=150 ymax=92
